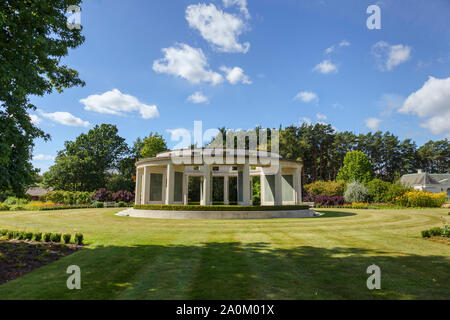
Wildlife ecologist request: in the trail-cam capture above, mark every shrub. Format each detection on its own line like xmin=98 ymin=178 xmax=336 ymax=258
xmin=112 ymin=190 xmax=134 ymax=203
xmin=304 ymin=180 xmax=346 ymax=197
xmin=43 ymin=232 xmax=52 ymax=242
xmin=305 ymin=194 xmax=345 ymax=206
xmin=0 ymin=229 xmax=8 ymax=236
xmin=421 ymin=230 xmax=430 ymax=238
xmin=63 ymin=233 xmax=71 ymax=244
xmin=75 ymin=191 xmax=93 ymax=204
xmin=17 ymin=231 xmax=25 ymax=240
xmin=51 ymin=233 xmax=62 ymax=243
xmin=0 ymin=203 xmax=9 ymax=211
xmin=74 ymin=233 xmax=84 ymax=245
xmin=4 ymin=196 xmax=28 ymax=206
xmin=385 ymin=183 xmax=410 ymax=203
xmin=34 ymin=232 xmax=42 ymax=242
xmin=118 ymin=201 xmax=126 ymax=207
xmin=367 ymin=179 xmax=391 ymax=203
xmin=92 ymin=201 xmax=104 ymax=208
xmin=10 ymin=205 xmax=26 ymax=211
xmin=429 ymin=227 xmax=442 ymax=236
xmin=7 ymin=231 xmax=15 ymax=239
xmin=395 ymin=191 xmax=447 ymax=208
xmin=344 ymin=181 xmax=369 ymax=203
xmin=25 ymin=232 xmax=33 ymax=241
xmin=92 ymin=188 xmax=112 ymax=202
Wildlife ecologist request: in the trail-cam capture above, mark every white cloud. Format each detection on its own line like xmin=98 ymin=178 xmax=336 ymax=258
xmin=365 ymin=117 xmax=381 ymax=130
xmin=220 ymin=66 xmax=251 ymax=84
xmin=399 ymin=76 xmax=450 ymax=136
xmin=313 ymin=60 xmax=338 ymax=74
xmin=316 ymin=113 xmax=327 ymax=120
xmin=186 ymin=3 xmax=249 ymax=53
xmin=187 ymin=92 xmax=209 ymax=104
xmin=324 ymin=40 xmax=350 ymax=55
xmin=372 ymin=41 xmax=411 ymax=71
xmin=80 ymin=89 xmax=159 ymax=119
xmin=339 ymin=40 xmax=350 ymax=47
xmin=298 ymin=117 xmax=312 ymax=125
xmin=167 ymin=128 xmax=192 ymax=149
xmin=29 ymin=114 xmax=42 ymax=125
xmin=324 ymin=46 xmax=335 ymax=54
xmin=293 ymin=91 xmax=318 ymax=103
xmin=38 ymin=110 xmax=90 ymax=127
xmin=223 ymin=0 xmax=250 ymax=19
xmin=153 ymin=43 xmax=223 ymax=85
xmin=33 ymin=154 xmax=55 ymax=161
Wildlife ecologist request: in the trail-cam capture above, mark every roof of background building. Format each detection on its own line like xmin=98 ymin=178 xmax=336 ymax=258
xmin=25 ymin=186 xmax=52 ymax=197
xmin=399 ymin=172 xmax=450 ymax=186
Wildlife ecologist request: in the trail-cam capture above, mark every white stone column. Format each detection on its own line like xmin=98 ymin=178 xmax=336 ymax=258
xmin=135 ymin=168 xmax=142 ymax=205
xmin=260 ymin=173 xmax=266 ymax=205
xmin=201 ymin=164 xmax=212 ymax=205
xmin=294 ymin=167 xmax=302 ymax=204
xmin=242 ymin=163 xmax=251 ymax=206
xmin=274 ymin=164 xmax=282 ymax=205
xmin=200 ymin=177 xmax=204 ymax=205
xmin=165 ymin=163 xmax=174 ymax=205
xmin=143 ymin=166 xmax=150 ymax=204
xmin=223 ymin=175 xmax=229 ymax=205
xmin=182 ymin=173 xmax=188 ymax=205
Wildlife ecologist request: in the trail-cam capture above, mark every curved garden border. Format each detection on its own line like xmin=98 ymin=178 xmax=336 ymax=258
xmin=117 ymin=205 xmax=319 ymax=220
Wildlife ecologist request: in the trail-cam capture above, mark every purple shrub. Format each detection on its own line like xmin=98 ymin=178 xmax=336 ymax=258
xmin=92 ymin=188 xmax=113 ymax=202
xmin=306 ymin=193 xmax=344 ymax=206
xmin=112 ymin=190 xmax=134 ymax=203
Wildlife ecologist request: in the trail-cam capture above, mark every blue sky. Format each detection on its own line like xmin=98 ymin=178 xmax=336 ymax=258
xmin=30 ymin=0 xmax=450 ymax=172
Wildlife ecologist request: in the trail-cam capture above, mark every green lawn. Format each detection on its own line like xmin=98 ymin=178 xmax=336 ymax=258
xmin=0 ymin=207 xmax=448 ymax=299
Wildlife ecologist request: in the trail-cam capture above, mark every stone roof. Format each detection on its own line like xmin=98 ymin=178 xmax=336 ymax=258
xmin=399 ymin=172 xmax=450 ymax=186
xmin=25 ymin=186 xmax=52 ymax=197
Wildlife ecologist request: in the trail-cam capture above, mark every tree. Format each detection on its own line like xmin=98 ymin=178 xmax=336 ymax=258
xmin=418 ymin=139 xmax=450 ymax=173
xmin=140 ymin=133 xmax=167 ymax=158
xmin=337 ymin=151 xmax=373 ymax=183
xmin=0 ymin=0 xmax=85 ymax=195
xmin=44 ymin=124 xmax=128 ymax=191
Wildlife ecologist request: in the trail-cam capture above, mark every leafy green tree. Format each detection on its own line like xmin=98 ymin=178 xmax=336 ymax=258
xmin=337 ymin=151 xmax=373 ymax=183
xmin=44 ymin=124 xmax=128 ymax=191
xmin=0 ymin=0 xmax=85 ymax=195
xmin=140 ymin=133 xmax=167 ymax=158
xmin=418 ymin=139 xmax=449 ymax=173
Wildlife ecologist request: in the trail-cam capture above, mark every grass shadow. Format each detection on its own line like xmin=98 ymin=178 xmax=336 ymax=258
xmin=0 ymin=241 xmax=448 ymax=300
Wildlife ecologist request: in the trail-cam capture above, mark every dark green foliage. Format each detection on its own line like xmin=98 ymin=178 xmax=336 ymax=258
xmin=7 ymin=231 xmax=15 ymax=239
xmin=51 ymin=233 xmax=62 ymax=243
xmin=63 ymin=234 xmax=71 ymax=244
xmin=17 ymin=231 xmax=25 ymax=240
xmin=0 ymin=229 xmax=8 ymax=236
xmin=0 ymin=0 xmax=85 ymax=195
xmin=118 ymin=201 xmax=126 ymax=207
xmin=134 ymin=204 xmax=310 ymax=211
xmin=367 ymin=179 xmax=391 ymax=203
xmin=43 ymin=233 xmax=52 ymax=242
xmin=421 ymin=230 xmax=431 ymax=238
xmin=74 ymin=233 xmax=84 ymax=245
xmin=25 ymin=232 xmax=33 ymax=241
xmin=43 ymin=124 xmax=128 ymax=191
xmin=34 ymin=232 xmax=42 ymax=242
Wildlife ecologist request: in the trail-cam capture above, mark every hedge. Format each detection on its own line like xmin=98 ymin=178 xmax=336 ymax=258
xmin=134 ymin=204 xmax=310 ymax=211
